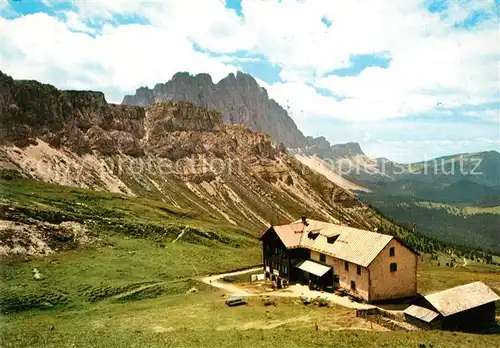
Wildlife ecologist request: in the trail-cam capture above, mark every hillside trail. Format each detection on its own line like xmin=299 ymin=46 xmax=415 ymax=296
xmin=201 ymin=267 xmax=261 ymax=296
xmin=201 ymin=268 xmax=374 ymax=309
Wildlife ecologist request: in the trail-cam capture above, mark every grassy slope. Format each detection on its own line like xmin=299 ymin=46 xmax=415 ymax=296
xmin=418 ymin=255 xmax=500 ymax=295
xmin=0 ymin=178 xmax=258 ymax=235
xmin=1 ymin=179 xmax=500 ymax=347
xmin=1 ymin=291 xmax=499 ymax=348
xmin=0 ymin=178 xmax=261 ymax=313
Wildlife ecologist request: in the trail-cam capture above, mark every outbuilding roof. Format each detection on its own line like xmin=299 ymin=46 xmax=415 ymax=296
xmin=404 ymin=305 xmax=441 ymax=322
xmin=424 ymin=281 xmax=500 ymax=317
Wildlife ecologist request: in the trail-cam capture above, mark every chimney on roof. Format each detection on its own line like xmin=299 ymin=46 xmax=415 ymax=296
xmin=301 ymin=216 xmax=309 ymax=226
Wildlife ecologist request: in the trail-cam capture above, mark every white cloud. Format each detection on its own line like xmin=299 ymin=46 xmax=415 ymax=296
xmin=0 ymin=0 xmax=498 ymax=132
xmin=0 ymin=13 xmax=238 ymax=102
xmin=74 ymin=0 xmax=252 ymax=53
xmin=63 ymin=11 xmax=96 ymax=34
xmin=73 ymin=0 xmax=144 ymax=19
xmin=462 ymin=109 xmax=500 ymax=123
xmin=0 ymin=0 xmax=9 ymax=10
xmin=242 ymin=0 xmax=499 ymax=122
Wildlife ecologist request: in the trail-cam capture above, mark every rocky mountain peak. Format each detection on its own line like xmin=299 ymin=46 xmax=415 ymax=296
xmin=122 ymin=71 xmax=371 ymax=159
xmin=0 ymin=70 xmax=281 ymax=161
xmin=330 ymin=142 xmax=365 ymax=157
xmin=122 ymin=71 xmax=307 ymax=149
xmin=0 ymin=70 xmax=391 ymax=234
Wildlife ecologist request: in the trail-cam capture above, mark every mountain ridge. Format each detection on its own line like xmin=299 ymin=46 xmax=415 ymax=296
xmin=122 ymin=71 xmax=498 ymax=171
xmin=122 ymin=70 xmax=499 ymax=204
xmin=3 ymin=70 xmax=497 ymax=255
xmin=122 ymin=71 xmax=367 ymax=159
xmin=123 ymin=71 xmax=307 ymax=149
xmin=0 ymin=70 xmax=388 ymax=234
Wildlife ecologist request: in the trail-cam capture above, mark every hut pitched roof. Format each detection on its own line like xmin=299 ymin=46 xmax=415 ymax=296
xmin=424 ymin=281 xmax=500 ymax=317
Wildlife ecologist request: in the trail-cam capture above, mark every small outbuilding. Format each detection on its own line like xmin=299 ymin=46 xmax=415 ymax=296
xmin=404 ymin=305 xmax=442 ymax=329
xmin=405 ymin=281 xmax=500 ymax=331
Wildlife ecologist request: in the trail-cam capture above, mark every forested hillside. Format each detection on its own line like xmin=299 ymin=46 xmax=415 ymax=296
xmin=361 ymin=194 xmax=500 ymax=256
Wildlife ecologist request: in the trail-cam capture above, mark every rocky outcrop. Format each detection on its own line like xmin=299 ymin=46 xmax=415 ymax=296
xmin=330 ymin=142 xmax=365 ymax=158
xmin=0 ymin=208 xmax=94 ymax=256
xmin=0 ymin=72 xmax=145 ymax=154
xmin=122 ymin=71 xmax=307 ymax=149
xmin=301 ymin=137 xmax=364 ymax=158
xmin=1 ymin=71 xmax=244 ymax=160
xmin=0 ymin=71 xmax=387 ymax=232
xmin=122 ymin=71 xmax=369 ymax=159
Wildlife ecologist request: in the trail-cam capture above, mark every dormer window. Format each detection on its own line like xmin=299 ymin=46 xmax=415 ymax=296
xmin=308 ymin=232 xmax=319 ymax=240
xmin=327 ymin=236 xmax=339 ymax=244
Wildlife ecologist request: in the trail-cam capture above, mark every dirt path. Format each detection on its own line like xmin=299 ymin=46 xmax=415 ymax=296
xmin=200 ymin=267 xmax=262 ymax=296
xmin=262 ymin=284 xmax=375 ymax=309
xmin=114 ymin=282 xmax=165 ymax=300
xmin=201 ymin=268 xmax=375 ymax=310
xmin=172 ymin=226 xmax=188 ymax=243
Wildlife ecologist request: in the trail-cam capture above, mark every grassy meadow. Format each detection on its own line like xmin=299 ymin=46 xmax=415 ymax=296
xmin=2 ymin=289 xmax=500 ymax=348
xmin=1 ymin=178 xmax=499 ymax=347
xmin=417 ymin=201 xmax=500 ymax=216
xmin=418 ymin=254 xmax=500 ymax=295
xmin=0 ymin=178 xmax=261 ymax=314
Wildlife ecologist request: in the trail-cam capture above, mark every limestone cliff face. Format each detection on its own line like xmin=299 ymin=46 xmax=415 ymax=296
xmin=122 ymin=71 xmax=369 ymax=159
xmin=0 ymin=72 xmax=145 ymax=155
xmin=0 ymin=71 xmax=383 ymax=232
xmin=329 ymin=142 xmax=365 ymax=158
xmin=123 ymin=71 xmax=309 ymax=149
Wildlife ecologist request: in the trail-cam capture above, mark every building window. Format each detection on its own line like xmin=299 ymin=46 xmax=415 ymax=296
xmin=333 ymin=275 xmax=340 ymax=283
xmin=274 ymin=247 xmax=278 ymax=255
xmin=351 ymin=281 xmax=356 ymax=291
xmin=357 ymin=265 xmax=361 ymax=275
xmin=390 ymin=263 xmax=398 ymax=272
xmin=390 ymin=247 xmax=395 ymax=257
xmin=308 ymin=232 xmax=319 ymax=240
xmin=327 ymin=235 xmax=339 ymax=244
xmin=344 ymin=261 xmax=349 ymax=271
xmin=319 ymin=253 xmax=326 ymax=262
xmin=284 ymin=266 xmax=288 ymax=275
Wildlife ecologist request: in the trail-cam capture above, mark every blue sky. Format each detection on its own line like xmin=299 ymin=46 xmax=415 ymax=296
xmin=0 ymin=0 xmax=498 ymax=162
